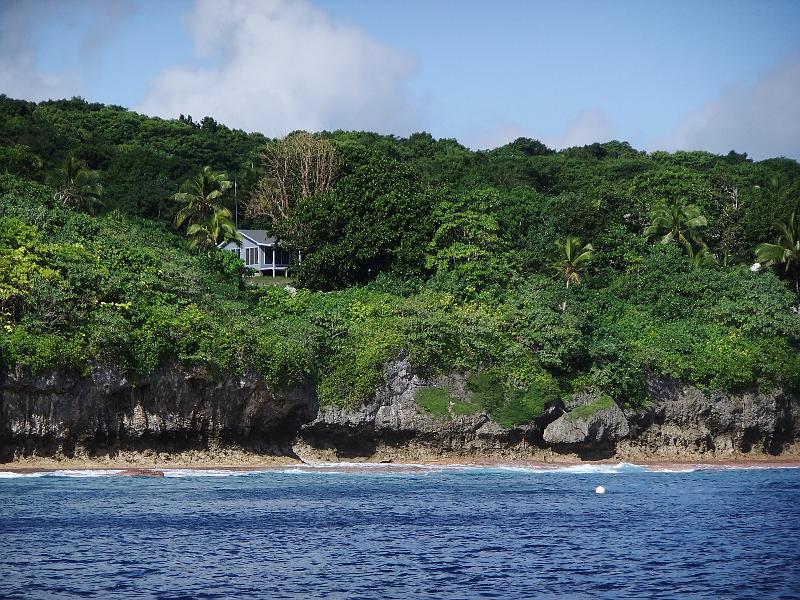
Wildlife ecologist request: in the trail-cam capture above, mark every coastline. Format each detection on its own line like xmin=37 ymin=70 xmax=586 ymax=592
xmin=3 ymin=446 xmax=800 ymax=474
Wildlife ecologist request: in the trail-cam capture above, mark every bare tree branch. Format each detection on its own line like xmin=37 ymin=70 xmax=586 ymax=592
xmin=245 ymin=132 xmax=339 ymax=226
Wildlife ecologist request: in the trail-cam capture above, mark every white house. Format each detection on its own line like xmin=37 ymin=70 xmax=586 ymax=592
xmin=217 ymin=230 xmax=299 ymax=277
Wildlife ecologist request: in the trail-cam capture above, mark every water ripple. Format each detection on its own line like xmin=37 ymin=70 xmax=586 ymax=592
xmin=1 ymin=468 xmax=799 ymax=598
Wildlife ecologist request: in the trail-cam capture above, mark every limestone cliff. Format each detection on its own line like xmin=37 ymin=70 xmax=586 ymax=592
xmin=0 ymin=364 xmax=316 ymax=462
xmin=1 ymin=358 xmax=798 ymax=462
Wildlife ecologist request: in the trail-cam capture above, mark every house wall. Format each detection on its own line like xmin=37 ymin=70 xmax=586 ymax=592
xmin=219 ymin=238 xmax=260 ymax=267
xmin=218 ymin=239 xmax=293 ymax=274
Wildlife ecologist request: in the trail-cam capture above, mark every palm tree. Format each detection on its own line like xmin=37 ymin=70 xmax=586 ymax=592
xmin=644 ymin=198 xmax=708 ymax=248
xmin=186 ymin=209 xmax=240 ymax=251
xmin=755 ymin=212 xmax=800 ymax=299
xmin=686 ymin=243 xmax=717 ymax=270
xmin=49 ymin=155 xmax=103 ymax=212
xmin=173 ymin=167 xmax=240 ymax=251
xmin=552 ymin=236 xmax=594 ymax=288
xmin=173 ymin=166 xmax=232 ymax=226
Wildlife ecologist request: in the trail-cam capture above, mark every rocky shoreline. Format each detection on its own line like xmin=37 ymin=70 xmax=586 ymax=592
xmin=2 ymin=358 xmax=799 ymax=466
xmin=3 ymin=453 xmax=800 ymax=474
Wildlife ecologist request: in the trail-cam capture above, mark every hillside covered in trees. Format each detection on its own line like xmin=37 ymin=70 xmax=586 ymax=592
xmin=1 ymin=95 xmax=799 ymax=427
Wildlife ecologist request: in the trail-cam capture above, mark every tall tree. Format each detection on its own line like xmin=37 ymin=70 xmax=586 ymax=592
xmin=644 ymin=197 xmax=708 ymax=248
xmin=49 ymin=155 xmax=103 ymax=212
xmin=245 ymin=132 xmax=338 ymax=227
xmin=755 ymin=212 xmax=800 ymax=299
xmin=425 ymin=190 xmax=514 ymax=296
xmin=173 ymin=166 xmax=240 ymax=250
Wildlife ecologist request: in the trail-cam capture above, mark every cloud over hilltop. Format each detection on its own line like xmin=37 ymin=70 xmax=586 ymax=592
xmin=468 ymin=109 xmax=616 ymax=151
xmin=653 ymin=54 xmax=800 ymax=160
xmin=136 ymin=0 xmax=420 ymax=136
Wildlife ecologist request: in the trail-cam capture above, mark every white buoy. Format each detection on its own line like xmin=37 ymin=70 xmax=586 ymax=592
xmin=595 ymin=485 xmax=606 ymax=494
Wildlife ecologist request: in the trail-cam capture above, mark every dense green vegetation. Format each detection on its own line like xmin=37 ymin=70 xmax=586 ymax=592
xmin=567 ymin=395 xmax=617 ymax=421
xmin=415 ymin=387 xmax=480 ymax=419
xmin=1 ymin=95 xmax=799 ymax=427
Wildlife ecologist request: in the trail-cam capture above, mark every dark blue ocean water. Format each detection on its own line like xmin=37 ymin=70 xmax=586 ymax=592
xmin=1 ymin=463 xmax=799 ymax=599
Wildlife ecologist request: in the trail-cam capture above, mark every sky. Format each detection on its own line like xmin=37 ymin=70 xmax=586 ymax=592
xmin=1 ymin=0 xmax=799 ymax=159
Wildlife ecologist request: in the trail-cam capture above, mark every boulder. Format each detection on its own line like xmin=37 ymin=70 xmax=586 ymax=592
xmin=114 ymin=468 xmax=165 ymax=477
xmin=543 ymin=396 xmax=629 ymax=448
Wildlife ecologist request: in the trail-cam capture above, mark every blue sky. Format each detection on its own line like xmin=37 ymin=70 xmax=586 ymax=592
xmin=1 ymin=0 xmax=799 ymax=159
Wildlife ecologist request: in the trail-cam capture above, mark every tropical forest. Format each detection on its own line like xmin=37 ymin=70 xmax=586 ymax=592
xmin=1 ymin=94 xmax=799 ymax=427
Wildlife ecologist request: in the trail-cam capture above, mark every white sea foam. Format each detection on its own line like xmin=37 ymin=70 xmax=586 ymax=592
xmin=276 ymin=468 xmax=353 ymax=475
xmin=55 ymin=469 xmax=125 ymax=477
xmin=647 ymin=466 xmax=698 ymax=473
xmin=0 ymin=471 xmax=41 ymax=478
xmin=0 ymin=462 xmax=795 ymax=478
xmin=271 ymin=461 xmax=652 ymax=475
xmin=0 ymin=469 xmax=124 ymax=478
xmin=298 ymin=461 xmax=434 ymax=469
xmin=716 ymin=464 xmax=800 ymax=471
xmin=161 ymin=469 xmax=258 ymax=478
xmin=550 ymin=462 xmax=648 ymax=474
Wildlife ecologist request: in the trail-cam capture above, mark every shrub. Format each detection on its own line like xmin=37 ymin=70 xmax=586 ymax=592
xmin=415 ymin=387 xmax=454 ymax=418
xmin=567 ymin=395 xmax=617 ymax=420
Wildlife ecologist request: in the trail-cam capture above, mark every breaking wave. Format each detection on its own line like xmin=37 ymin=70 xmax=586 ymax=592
xmin=1 ymin=462 xmax=797 ymax=478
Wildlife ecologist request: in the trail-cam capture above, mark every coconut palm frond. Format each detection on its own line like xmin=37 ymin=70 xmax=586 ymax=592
xmin=172 ymin=166 xmax=236 ymax=249
xmin=754 ymin=212 xmax=800 ymax=300
xmin=552 ymin=236 xmax=594 ymax=288
xmin=646 ymin=197 xmax=708 ymax=247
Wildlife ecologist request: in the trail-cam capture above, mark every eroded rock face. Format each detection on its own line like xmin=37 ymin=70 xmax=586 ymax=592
xmin=543 ymin=398 xmax=630 ymax=450
xmin=297 ymin=356 xmax=546 ymax=458
xmin=1 ymin=359 xmax=797 ymax=462
xmin=619 ymin=378 xmax=798 ymax=457
xmin=0 ymin=363 xmax=316 ymax=461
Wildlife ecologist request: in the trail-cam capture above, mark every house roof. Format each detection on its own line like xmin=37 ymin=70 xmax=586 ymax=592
xmin=237 ymin=230 xmax=277 ymax=246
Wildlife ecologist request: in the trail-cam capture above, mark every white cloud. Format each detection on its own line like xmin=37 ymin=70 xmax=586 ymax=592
xmin=0 ymin=0 xmax=81 ymax=101
xmin=136 ymin=0 xmax=420 ymax=136
xmin=467 ymin=109 xmax=616 ymax=151
xmin=653 ymin=54 xmax=800 ymax=160
xmin=0 ymin=0 xmax=137 ymax=102
xmin=467 ymin=122 xmax=531 ymax=151
xmin=551 ymin=109 xmax=615 ymax=149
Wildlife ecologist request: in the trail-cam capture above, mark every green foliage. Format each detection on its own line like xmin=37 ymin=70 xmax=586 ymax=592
xmin=415 ymin=387 xmax=453 ymax=417
xmin=582 ymin=247 xmax=791 ymax=402
xmin=415 ymin=387 xmax=480 ymax=418
xmin=755 ymin=212 xmax=800 ymax=298
xmin=173 ymin=166 xmax=240 ymax=250
xmin=567 ymin=395 xmax=617 ymax=421
xmin=0 ymin=94 xmax=266 ymax=225
xmin=551 ymin=236 xmax=594 ymax=288
xmin=1 ymin=95 xmax=799 ymax=423
xmin=278 ymin=151 xmax=436 ymax=290
xmin=467 ymin=372 xmax=505 ymax=413
xmin=686 ymin=243 xmax=717 ymax=270
xmin=426 ymin=188 xmax=516 ymax=297
xmin=466 ymin=371 xmax=559 ymax=428
xmin=48 ymin=155 xmax=103 ymax=213
xmin=0 ymin=144 xmax=43 ymax=179
xmin=644 ymin=197 xmax=708 ymax=248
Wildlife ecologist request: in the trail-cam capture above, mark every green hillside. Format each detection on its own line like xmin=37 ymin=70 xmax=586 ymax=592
xmin=1 ymin=95 xmax=799 ymax=425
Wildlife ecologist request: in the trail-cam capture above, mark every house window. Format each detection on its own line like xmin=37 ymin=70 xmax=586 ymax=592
xmin=276 ymin=248 xmax=291 ymax=265
xmin=229 ymin=248 xmax=240 ymax=259
xmin=245 ymin=247 xmax=259 ymax=265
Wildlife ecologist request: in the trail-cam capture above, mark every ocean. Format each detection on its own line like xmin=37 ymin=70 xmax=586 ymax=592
xmin=1 ymin=463 xmax=799 ymax=599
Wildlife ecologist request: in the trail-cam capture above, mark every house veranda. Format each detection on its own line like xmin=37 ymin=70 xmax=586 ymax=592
xmin=217 ymin=230 xmax=299 ymax=277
